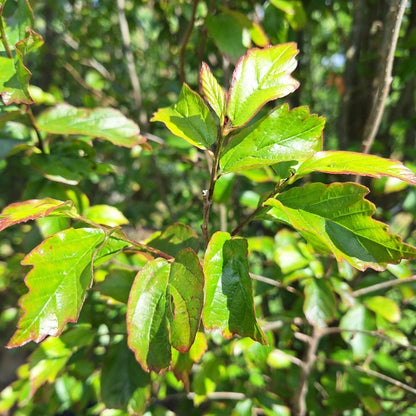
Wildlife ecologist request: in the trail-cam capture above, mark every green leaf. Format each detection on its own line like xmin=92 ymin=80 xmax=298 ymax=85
xmin=364 ymin=296 xmax=401 ymax=323
xmin=0 ymin=55 xmax=32 ymax=105
xmin=295 ymin=151 xmax=416 ymax=185
xmin=28 ymin=337 xmax=72 ymax=397
xmin=226 ymin=43 xmax=299 ymax=128
xmin=95 ymin=270 xmax=135 ymax=304
xmin=203 ymin=231 xmax=266 ymax=344
xmin=265 ymin=182 xmax=416 ymax=271
xmin=340 ymin=305 xmax=377 ymax=358
xmin=127 ymin=249 xmax=204 ymax=372
xmin=205 ymin=14 xmax=247 ymax=63
xmin=1 ymin=0 xmax=34 ymax=46
xmin=101 ymin=340 xmax=150 ymax=411
xmin=146 ymin=223 xmax=199 ymax=257
xmin=303 ymin=278 xmax=336 ymax=328
xmin=220 ymin=104 xmax=324 ymax=173
xmin=169 ymin=248 xmax=204 ymax=352
xmin=84 ymin=205 xmax=129 ymax=227
xmin=127 ymin=258 xmax=171 ymax=373
xmin=7 ymin=228 xmax=106 ymax=347
xmin=151 ymin=84 xmax=217 ymax=149
xmin=270 ymin=0 xmax=307 ymax=31
xmin=200 ymin=62 xmax=226 ymax=124
xmin=0 ymin=198 xmax=76 ymax=232
xmin=36 ymin=104 xmax=145 ymax=147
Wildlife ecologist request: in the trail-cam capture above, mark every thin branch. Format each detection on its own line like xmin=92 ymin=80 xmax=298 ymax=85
xmin=117 ymin=0 xmax=147 ymax=127
xmin=249 ymin=273 xmax=301 ymax=295
xmin=360 ymin=0 xmax=407 ymax=155
xmin=352 ymin=275 xmax=416 ymax=297
xmin=179 ymin=0 xmax=199 ymax=84
xmin=25 ymin=105 xmax=45 ymax=153
xmin=292 ymin=326 xmax=322 ymax=416
xmin=325 ymin=358 xmax=416 ymax=395
xmin=322 ymin=327 xmax=416 ymax=352
xmin=0 ymin=12 xmax=13 ymax=59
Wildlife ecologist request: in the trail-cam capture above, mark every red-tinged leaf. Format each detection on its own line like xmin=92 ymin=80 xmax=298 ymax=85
xmin=0 ymin=198 xmax=76 ymax=232
xmin=36 ymin=104 xmax=145 ymax=148
xmin=127 ymin=249 xmax=204 ymax=372
xmin=295 ymin=151 xmax=416 ymax=185
xmin=220 ymin=104 xmax=324 ymax=173
xmin=151 ymin=84 xmax=217 ymax=149
xmin=227 ymin=43 xmax=299 ymax=128
xmin=200 ymin=62 xmax=226 ymax=124
xmin=7 ymin=228 xmax=107 ymax=348
xmin=203 ymin=232 xmax=267 ymax=344
xmin=265 ymin=183 xmax=416 ymax=271
xmin=169 ymin=248 xmax=204 ymax=352
xmin=127 ymin=259 xmax=171 ymax=373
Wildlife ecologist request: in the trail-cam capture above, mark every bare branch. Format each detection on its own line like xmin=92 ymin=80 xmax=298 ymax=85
xmin=360 ymin=0 xmax=407 ymax=155
xmin=250 ymin=273 xmax=301 ymax=295
xmin=352 ymin=275 xmax=416 ymax=297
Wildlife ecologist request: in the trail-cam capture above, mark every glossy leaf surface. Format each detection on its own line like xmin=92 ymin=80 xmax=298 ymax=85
xmin=84 ymin=204 xmax=129 ymax=227
xmin=127 ymin=249 xmax=204 ymax=372
xmin=37 ymin=104 xmax=144 ymax=147
xmin=200 ymin=62 xmax=226 ymax=123
xmin=295 ymin=151 xmax=416 ymax=185
xmin=203 ymin=232 xmax=266 ymax=344
xmin=0 ymin=55 xmax=32 ymax=104
xmin=0 ymin=198 xmax=76 ymax=232
xmin=151 ymin=84 xmax=217 ymax=149
xmin=226 ymin=43 xmax=299 ymax=127
xmin=303 ymin=278 xmax=335 ymax=328
xmin=220 ymin=104 xmax=324 ymax=173
xmin=7 ymin=228 xmax=107 ymax=347
xmin=265 ymin=183 xmax=416 ymax=271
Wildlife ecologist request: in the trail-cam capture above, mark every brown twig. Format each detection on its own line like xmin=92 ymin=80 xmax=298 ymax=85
xmin=249 ymin=273 xmax=301 ymax=296
xmin=0 ymin=12 xmax=13 ymax=59
xmin=352 ymin=275 xmax=416 ymax=297
xmin=117 ymin=0 xmax=147 ymax=128
xmin=25 ymin=105 xmax=45 ymax=153
xmin=179 ymin=0 xmax=199 ymax=84
xmin=360 ymin=0 xmax=407 ymax=155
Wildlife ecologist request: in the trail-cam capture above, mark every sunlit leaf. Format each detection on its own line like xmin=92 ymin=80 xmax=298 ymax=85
xmin=340 ymin=305 xmax=377 ymax=358
xmin=151 ymin=84 xmax=217 ymax=149
xmin=127 ymin=258 xmax=171 ymax=373
xmin=200 ymin=62 xmax=226 ymax=124
xmin=127 ymin=249 xmax=204 ymax=372
xmin=7 ymin=228 xmax=107 ymax=347
xmin=203 ymin=232 xmax=266 ymax=344
xmin=270 ymin=0 xmax=307 ymax=31
xmin=265 ymin=182 xmax=416 ymax=271
xmin=227 ymin=43 xmax=299 ymax=128
xmin=0 ymin=198 xmax=76 ymax=232
xmin=295 ymin=151 xmax=416 ymax=185
xmin=364 ymin=296 xmax=401 ymax=323
xmin=303 ymin=278 xmax=336 ymax=328
xmin=220 ymin=104 xmax=324 ymax=173
xmin=36 ymin=104 xmax=145 ymax=147
xmin=84 ymin=204 xmax=129 ymax=227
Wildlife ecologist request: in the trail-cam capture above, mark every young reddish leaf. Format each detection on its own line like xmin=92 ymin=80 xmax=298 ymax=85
xmin=200 ymin=62 xmax=226 ymax=124
xmin=227 ymin=43 xmax=300 ymax=128
xmin=36 ymin=104 xmax=145 ymax=147
xmin=7 ymin=228 xmax=107 ymax=348
xmin=0 ymin=198 xmax=76 ymax=232
xmin=303 ymin=278 xmax=336 ymax=328
xmin=127 ymin=259 xmax=171 ymax=373
xmin=151 ymin=84 xmax=217 ymax=149
xmin=295 ymin=151 xmax=416 ymax=185
xmin=220 ymin=104 xmax=324 ymax=173
xmin=169 ymin=248 xmax=204 ymax=352
xmin=265 ymin=183 xmax=416 ymax=271
xmin=203 ymin=232 xmax=267 ymax=344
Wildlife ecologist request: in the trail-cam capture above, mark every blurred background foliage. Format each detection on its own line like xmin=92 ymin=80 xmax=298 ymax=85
xmin=1 ymin=0 xmax=416 ymax=414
